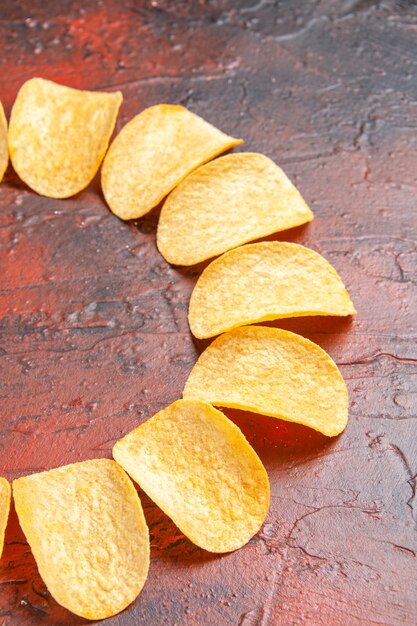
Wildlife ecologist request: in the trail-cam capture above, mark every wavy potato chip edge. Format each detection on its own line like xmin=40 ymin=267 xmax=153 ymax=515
xmin=0 ymin=102 xmax=8 ymax=182
xmin=0 ymin=477 xmax=11 ymax=559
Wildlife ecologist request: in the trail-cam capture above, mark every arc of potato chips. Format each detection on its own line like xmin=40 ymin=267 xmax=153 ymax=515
xmin=189 ymin=242 xmax=356 ymax=339
xmin=8 ymin=78 xmax=122 ymax=198
xmin=13 ymin=459 xmax=150 ymax=620
xmin=0 ymin=102 xmax=8 ymax=182
xmin=113 ymin=399 xmax=270 ymax=553
xmin=1 ymin=78 xmax=357 ymax=620
xmin=101 ymin=104 xmax=243 ymax=220
xmin=0 ymin=478 xmax=11 ymax=559
xmin=183 ymin=326 xmax=348 ymax=437
xmin=157 ymin=152 xmax=314 ymax=266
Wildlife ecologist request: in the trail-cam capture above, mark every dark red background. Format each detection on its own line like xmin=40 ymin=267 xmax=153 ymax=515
xmin=0 ymin=1 xmax=416 ymax=624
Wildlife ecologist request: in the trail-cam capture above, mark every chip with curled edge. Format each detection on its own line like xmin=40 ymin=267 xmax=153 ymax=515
xmin=113 ymin=399 xmax=270 ymax=553
xmin=183 ymin=326 xmax=349 ymax=437
xmin=13 ymin=459 xmax=149 ymax=620
xmin=0 ymin=102 xmax=8 ymax=182
xmin=0 ymin=477 xmax=11 ymax=559
xmin=8 ymin=78 xmax=122 ymax=198
xmin=157 ymin=152 xmax=314 ymax=266
xmin=101 ymin=104 xmax=243 ymax=220
xmin=189 ymin=242 xmax=356 ymax=338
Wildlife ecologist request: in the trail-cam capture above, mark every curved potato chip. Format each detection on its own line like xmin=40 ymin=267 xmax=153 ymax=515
xmin=0 ymin=477 xmax=11 ymax=559
xmin=8 ymin=78 xmax=122 ymax=198
xmin=189 ymin=242 xmax=356 ymax=338
xmin=113 ymin=399 xmax=269 ymax=553
xmin=157 ymin=152 xmax=313 ymax=265
xmin=13 ymin=459 xmax=149 ymax=620
xmin=101 ymin=104 xmax=243 ymax=220
xmin=0 ymin=102 xmax=8 ymax=182
xmin=183 ymin=326 xmax=348 ymax=437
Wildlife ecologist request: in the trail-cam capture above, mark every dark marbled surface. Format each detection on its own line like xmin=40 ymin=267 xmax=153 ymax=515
xmin=0 ymin=1 xmax=416 ymax=624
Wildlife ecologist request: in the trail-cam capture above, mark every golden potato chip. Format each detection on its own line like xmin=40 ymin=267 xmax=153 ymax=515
xmin=0 ymin=477 xmax=11 ymax=559
xmin=189 ymin=242 xmax=356 ymax=338
xmin=0 ymin=102 xmax=8 ymax=182
xmin=13 ymin=459 xmax=149 ymax=620
xmin=157 ymin=152 xmax=314 ymax=265
xmin=113 ymin=399 xmax=269 ymax=553
xmin=183 ymin=326 xmax=348 ymax=437
xmin=101 ymin=104 xmax=243 ymax=220
xmin=8 ymin=78 xmax=122 ymax=198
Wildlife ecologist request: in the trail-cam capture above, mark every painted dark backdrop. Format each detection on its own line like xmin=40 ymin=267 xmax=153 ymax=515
xmin=0 ymin=1 xmax=416 ymax=624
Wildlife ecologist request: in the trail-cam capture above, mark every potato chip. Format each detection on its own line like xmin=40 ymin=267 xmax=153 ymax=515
xmin=8 ymin=78 xmax=122 ymax=198
xmin=157 ymin=152 xmax=314 ymax=266
xmin=113 ymin=399 xmax=269 ymax=553
xmin=189 ymin=242 xmax=356 ymax=338
xmin=101 ymin=104 xmax=243 ymax=220
xmin=183 ymin=326 xmax=348 ymax=437
xmin=0 ymin=477 xmax=11 ymax=559
xmin=13 ymin=459 xmax=149 ymax=620
xmin=0 ymin=102 xmax=8 ymax=182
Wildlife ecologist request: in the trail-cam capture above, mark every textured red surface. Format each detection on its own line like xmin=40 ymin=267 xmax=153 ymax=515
xmin=0 ymin=1 xmax=416 ymax=624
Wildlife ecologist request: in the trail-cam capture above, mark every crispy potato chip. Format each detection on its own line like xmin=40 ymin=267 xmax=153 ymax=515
xmin=101 ymin=104 xmax=243 ymax=220
xmin=113 ymin=399 xmax=269 ymax=553
xmin=8 ymin=78 xmax=122 ymax=198
xmin=157 ymin=152 xmax=314 ymax=266
xmin=0 ymin=477 xmax=11 ymax=559
xmin=0 ymin=102 xmax=8 ymax=182
xmin=183 ymin=326 xmax=348 ymax=437
xmin=13 ymin=459 xmax=149 ymax=620
xmin=189 ymin=242 xmax=356 ymax=338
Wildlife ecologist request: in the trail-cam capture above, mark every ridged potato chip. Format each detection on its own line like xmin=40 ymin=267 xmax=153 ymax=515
xmin=13 ymin=459 xmax=149 ymax=620
xmin=113 ymin=399 xmax=269 ymax=553
xmin=157 ymin=152 xmax=313 ymax=265
xmin=8 ymin=78 xmax=122 ymax=198
xmin=189 ymin=242 xmax=356 ymax=338
xmin=0 ymin=477 xmax=11 ymax=559
xmin=0 ymin=102 xmax=8 ymax=182
xmin=183 ymin=326 xmax=348 ymax=437
xmin=101 ymin=104 xmax=243 ymax=220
